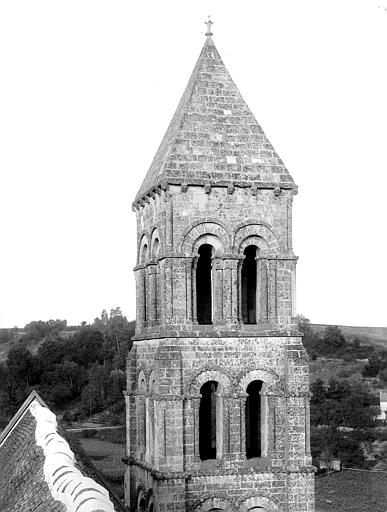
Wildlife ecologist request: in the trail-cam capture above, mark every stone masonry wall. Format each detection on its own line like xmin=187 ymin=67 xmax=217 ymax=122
xmin=124 ymin=336 xmax=314 ymax=512
xmin=133 ymin=184 xmax=297 ymax=337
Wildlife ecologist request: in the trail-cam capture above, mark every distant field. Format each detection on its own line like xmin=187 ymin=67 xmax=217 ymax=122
xmin=80 ymin=437 xmax=125 ymax=500
xmin=309 ymin=358 xmax=365 ymax=384
xmin=315 ymin=469 xmax=387 ymax=512
xmin=311 ymin=324 xmax=387 ymax=350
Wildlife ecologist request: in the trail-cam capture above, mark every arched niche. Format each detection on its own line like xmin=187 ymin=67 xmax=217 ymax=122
xmin=138 ymin=234 xmax=150 ymax=264
xmin=150 ymin=228 xmax=162 ymax=260
xmin=137 ymin=370 xmax=147 ymax=392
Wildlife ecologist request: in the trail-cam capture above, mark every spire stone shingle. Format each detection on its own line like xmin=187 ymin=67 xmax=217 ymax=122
xmin=134 ymin=36 xmax=295 ymax=204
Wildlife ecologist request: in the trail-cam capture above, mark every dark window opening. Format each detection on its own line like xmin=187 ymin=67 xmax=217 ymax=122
xmin=199 ymin=381 xmax=218 ymax=460
xmin=143 ymin=274 xmax=147 ymax=322
xmin=245 ymin=380 xmax=262 ymax=458
xmin=139 ymin=498 xmax=146 ymax=512
xmin=149 ymin=505 xmax=154 ymax=512
xmin=241 ymin=245 xmax=257 ymax=324
xmin=197 ymin=244 xmax=213 ymax=324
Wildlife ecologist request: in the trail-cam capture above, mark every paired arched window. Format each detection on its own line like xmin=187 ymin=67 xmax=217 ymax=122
xmin=199 ymin=380 xmax=218 ymax=460
xmin=196 ymin=244 xmax=213 ymax=325
xmin=241 ymin=245 xmax=258 ymax=324
xmin=245 ymin=380 xmax=263 ymax=458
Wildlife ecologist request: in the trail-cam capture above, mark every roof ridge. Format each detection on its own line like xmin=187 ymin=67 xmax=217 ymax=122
xmin=30 ymin=400 xmax=116 ymax=512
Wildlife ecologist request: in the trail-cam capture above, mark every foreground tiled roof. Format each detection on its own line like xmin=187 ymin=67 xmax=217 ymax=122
xmin=135 ymin=35 xmax=295 ymax=204
xmin=0 ymin=390 xmax=126 ymax=512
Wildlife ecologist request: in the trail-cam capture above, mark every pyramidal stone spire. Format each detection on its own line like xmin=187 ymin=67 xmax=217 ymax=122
xmin=134 ymin=35 xmax=295 ymax=205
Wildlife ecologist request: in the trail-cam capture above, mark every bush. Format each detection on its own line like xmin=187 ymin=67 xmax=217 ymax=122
xmin=96 ymin=428 xmax=126 ymax=444
xmin=62 ymin=410 xmax=72 ymax=423
xmin=80 ymin=428 xmax=97 ymax=438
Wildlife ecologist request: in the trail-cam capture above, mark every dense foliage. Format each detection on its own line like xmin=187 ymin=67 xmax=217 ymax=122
xmin=296 ymin=315 xmax=380 ymax=362
xmin=296 ymin=316 xmax=387 ymax=469
xmin=310 ymin=378 xmax=380 ymax=467
xmin=0 ymin=308 xmax=134 ymax=426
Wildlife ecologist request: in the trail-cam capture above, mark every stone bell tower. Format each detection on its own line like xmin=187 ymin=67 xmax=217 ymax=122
xmin=124 ymin=22 xmax=315 ymax=512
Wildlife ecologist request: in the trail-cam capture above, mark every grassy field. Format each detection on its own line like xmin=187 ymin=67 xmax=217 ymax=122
xmin=309 ymin=357 xmax=365 ymax=383
xmin=315 ymin=469 xmax=387 ymax=512
xmin=80 ymin=437 xmax=125 ymax=499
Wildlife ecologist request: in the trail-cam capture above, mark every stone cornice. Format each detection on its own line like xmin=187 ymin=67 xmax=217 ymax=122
xmin=132 ymin=180 xmax=298 ymax=210
xmin=122 ymin=457 xmax=315 ymax=479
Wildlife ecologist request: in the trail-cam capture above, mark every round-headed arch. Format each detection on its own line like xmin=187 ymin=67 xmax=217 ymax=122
xmin=233 ymin=221 xmax=281 ymax=255
xmin=196 ymin=496 xmax=234 ymax=512
xmin=239 ymin=496 xmax=279 ymax=512
xmin=237 ymin=368 xmax=281 ymax=395
xmin=239 ymin=235 xmax=269 ymax=256
xmin=180 ymin=220 xmax=231 ymax=256
xmin=187 ymin=368 xmax=233 ymax=396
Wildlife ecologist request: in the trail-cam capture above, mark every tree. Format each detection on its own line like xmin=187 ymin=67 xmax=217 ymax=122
xmin=36 ymin=335 xmax=66 ymax=374
xmin=295 ymin=314 xmax=313 ymax=338
xmin=323 ymin=326 xmax=346 ymax=351
xmin=362 ymin=352 xmax=387 ymax=378
xmin=6 ymin=343 xmax=35 ymax=387
xmin=66 ymin=327 xmax=104 ymax=368
xmin=93 ymin=307 xmax=134 ymax=369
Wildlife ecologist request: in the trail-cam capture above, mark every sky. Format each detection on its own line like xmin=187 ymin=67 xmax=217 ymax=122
xmin=1 ymin=0 xmax=387 ymax=328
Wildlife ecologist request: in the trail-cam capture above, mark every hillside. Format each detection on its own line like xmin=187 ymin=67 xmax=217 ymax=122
xmin=0 ymin=330 xmax=78 ymax=362
xmin=311 ymin=324 xmax=387 ymax=350
xmin=1 ymin=322 xmax=386 ymax=362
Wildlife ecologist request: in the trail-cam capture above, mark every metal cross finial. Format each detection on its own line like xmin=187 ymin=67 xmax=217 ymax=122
xmin=205 ymin=16 xmax=213 ymax=36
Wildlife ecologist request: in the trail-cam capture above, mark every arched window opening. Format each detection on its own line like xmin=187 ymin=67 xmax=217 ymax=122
xmin=199 ymin=381 xmax=218 ymax=460
xmin=245 ymin=380 xmax=263 ymax=458
xmin=241 ymin=245 xmax=258 ymax=324
xmin=152 ymin=238 xmax=160 ymax=260
xmin=148 ymin=504 xmax=154 ymax=512
xmin=140 ymin=243 xmax=148 ymax=323
xmin=141 ymin=243 xmax=148 ymax=263
xmin=196 ymin=244 xmax=213 ymax=324
xmin=138 ymin=498 xmax=146 ymax=512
